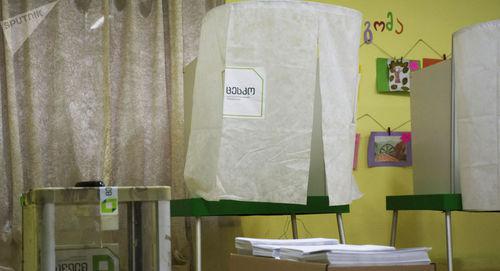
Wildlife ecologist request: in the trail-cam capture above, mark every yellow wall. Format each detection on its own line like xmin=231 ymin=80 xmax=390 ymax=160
xmin=224 ymin=1 xmax=500 ymax=270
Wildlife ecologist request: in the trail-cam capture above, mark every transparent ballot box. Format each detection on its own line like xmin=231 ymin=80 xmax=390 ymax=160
xmin=22 ymin=186 xmax=171 ymax=271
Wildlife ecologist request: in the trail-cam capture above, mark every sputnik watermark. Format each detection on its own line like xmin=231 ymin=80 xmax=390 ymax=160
xmin=1 ymin=9 xmax=44 ymax=30
xmin=0 ymin=0 xmax=59 ymax=54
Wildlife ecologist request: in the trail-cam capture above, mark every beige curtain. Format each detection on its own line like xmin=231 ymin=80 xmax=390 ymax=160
xmin=0 ymin=0 xmax=222 ymax=270
xmin=166 ymin=1 xmax=227 ymax=271
xmin=0 ymin=0 xmax=169 ymax=268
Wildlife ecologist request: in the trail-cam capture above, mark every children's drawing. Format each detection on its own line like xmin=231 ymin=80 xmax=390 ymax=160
xmin=388 ymin=58 xmax=410 ymax=91
xmin=368 ymin=131 xmax=412 ymax=167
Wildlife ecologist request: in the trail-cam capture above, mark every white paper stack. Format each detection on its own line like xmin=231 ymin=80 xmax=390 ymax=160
xmin=301 ymin=247 xmax=431 ymax=266
xmin=251 ymin=245 xmax=281 ymax=258
xmin=277 ymin=244 xmax=395 ymax=261
xmin=332 ymin=247 xmax=431 ymax=266
xmin=236 ymin=238 xmax=431 ymax=267
xmin=235 ymin=237 xmax=339 ymax=257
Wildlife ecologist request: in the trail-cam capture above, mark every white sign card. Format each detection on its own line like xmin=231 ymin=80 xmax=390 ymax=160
xmin=99 ymin=187 xmax=119 ymax=231
xmin=223 ymin=67 xmax=265 ymax=118
xmin=99 ymin=187 xmax=118 ymax=216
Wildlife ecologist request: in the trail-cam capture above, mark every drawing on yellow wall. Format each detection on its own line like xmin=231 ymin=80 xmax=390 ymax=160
xmin=376 ymin=58 xmax=420 ymax=93
xmin=368 ymin=131 xmax=412 ymax=167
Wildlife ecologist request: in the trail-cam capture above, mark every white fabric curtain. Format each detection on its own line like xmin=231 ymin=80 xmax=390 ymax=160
xmin=454 ymin=20 xmax=500 ymax=211
xmin=185 ymin=1 xmax=362 ymax=206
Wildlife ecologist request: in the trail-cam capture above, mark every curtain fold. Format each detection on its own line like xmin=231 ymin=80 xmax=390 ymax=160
xmin=165 ymin=0 xmax=192 ymax=269
xmin=0 ymin=0 xmax=24 ymax=268
xmin=168 ymin=1 xmax=227 ymax=270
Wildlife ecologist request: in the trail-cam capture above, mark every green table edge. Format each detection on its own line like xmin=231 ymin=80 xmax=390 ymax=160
xmin=386 ymin=194 xmax=463 ymax=211
xmin=171 ymin=196 xmax=349 ymax=217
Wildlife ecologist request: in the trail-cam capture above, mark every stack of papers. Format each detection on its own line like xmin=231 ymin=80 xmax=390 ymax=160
xmin=308 ymin=247 xmax=432 ymax=266
xmin=235 ymin=237 xmax=339 ymax=257
xmin=235 ymin=237 xmax=431 ymax=266
xmin=277 ymin=244 xmax=396 ymax=261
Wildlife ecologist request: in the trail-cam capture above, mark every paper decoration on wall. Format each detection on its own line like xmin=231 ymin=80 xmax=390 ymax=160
xmin=363 ymin=11 xmax=405 ymax=44
xmin=388 ymin=58 xmax=410 ymax=91
xmin=408 ymin=60 xmax=420 ymax=72
xmin=368 ymin=131 xmax=412 ymax=167
xmin=422 ymin=58 xmax=444 ymax=68
xmin=376 ymin=58 xmax=389 ymax=92
xmin=376 ymin=58 xmax=420 ymax=93
xmin=353 ymin=133 xmax=361 ymax=170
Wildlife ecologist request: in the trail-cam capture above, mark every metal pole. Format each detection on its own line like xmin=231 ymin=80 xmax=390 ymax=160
xmin=128 ymin=202 xmax=136 ymax=271
xmin=445 ymin=211 xmax=453 ymax=271
xmin=336 ymin=213 xmax=346 ymax=244
xmin=196 ymin=217 xmax=202 ymax=271
xmin=390 ymin=210 xmax=398 ymax=246
xmin=291 ymin=214 xmax=298 ymax=239
xmin=135 ymin=203 xmax=143 ymax=270
xmin=157 ymin=201 xmax=171 ymax=271
xmin=41 ymin=203 xmax=55 ymax=271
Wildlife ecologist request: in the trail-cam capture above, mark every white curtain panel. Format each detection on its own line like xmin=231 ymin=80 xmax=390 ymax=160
xmin=185 ymin=0 xmax=362 ymax=206
xmin=454 ymin=20 xmax=500 ymax=211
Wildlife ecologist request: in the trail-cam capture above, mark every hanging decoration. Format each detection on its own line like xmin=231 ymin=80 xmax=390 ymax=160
xmin=422 ymin=58 xmax=445 ymax=68
xmin=355 ymin=114 xmax=412 ymax=168
xmin=376 ymin=58 xmax=420 ymax=93
xmin=388 ymin=58 xmax=415 ymax=91
xmin=363 ymin=11 xmax=404 ymax=44
xmin=367 ymin=38 xmax=449 ymax=93
xmin=368 ymin=131 xmax=412 ymax=167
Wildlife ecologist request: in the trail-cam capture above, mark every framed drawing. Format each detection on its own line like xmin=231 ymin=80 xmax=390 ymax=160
xmin=368 ymin=131 xmax=412 ymax=167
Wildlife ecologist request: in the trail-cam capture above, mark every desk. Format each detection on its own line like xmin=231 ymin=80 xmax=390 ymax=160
xmin=386 ymin=194 xmax=462 ymax=271
xmin=171 ymin=196 xmax=349 ymax=271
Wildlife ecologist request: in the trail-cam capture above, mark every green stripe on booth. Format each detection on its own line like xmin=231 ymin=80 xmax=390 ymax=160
xmin=171 ymin=196 xmax=349 ymax=217
xmin=386 ymin=194 xmax=463 ymax=211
